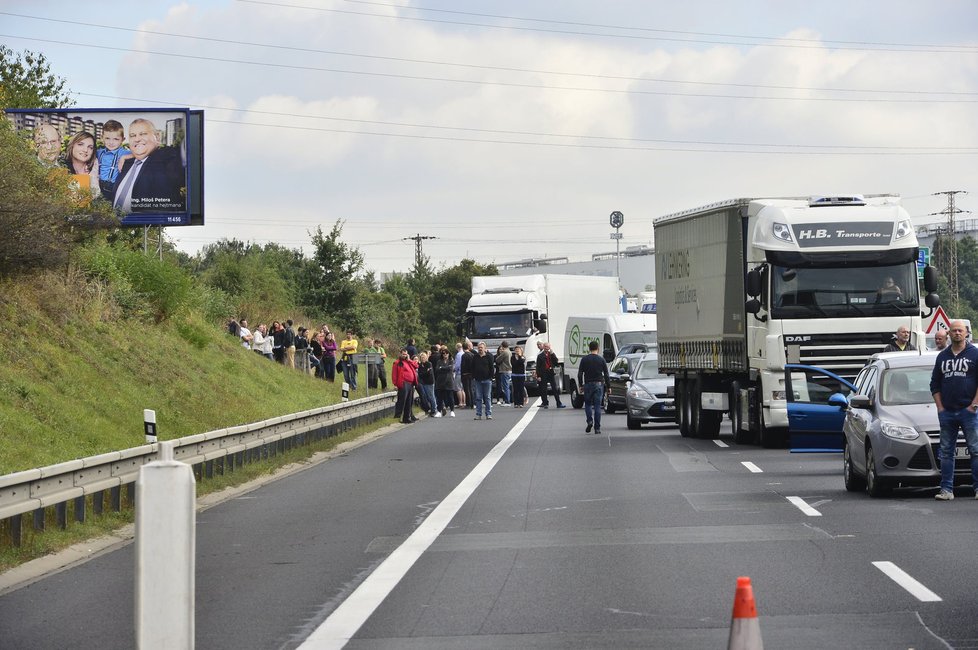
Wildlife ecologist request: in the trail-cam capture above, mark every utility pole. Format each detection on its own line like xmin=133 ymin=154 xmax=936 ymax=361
xmin=402 ymin=234 xmax=436 ymax=269
xmin=931 ymin=190 xmax=969 ymax=314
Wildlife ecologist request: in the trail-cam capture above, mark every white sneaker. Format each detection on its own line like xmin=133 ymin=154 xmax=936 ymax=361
xmin=935 ymin=490 xmax=954 ymax=501
xmin=449 ymin=411 xmax=456 ymax=417
xmin=434 ymin=412 xmax=442 ymax=418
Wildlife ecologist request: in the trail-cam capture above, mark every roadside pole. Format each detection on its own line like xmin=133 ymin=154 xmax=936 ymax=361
xmin=135 ymin=440 xmax=196 ymax=649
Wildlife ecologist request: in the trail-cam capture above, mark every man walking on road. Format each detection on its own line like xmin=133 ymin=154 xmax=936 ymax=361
xmin=535 ymin=342 xmax=565 ymax=409
xmin=930 ymin=319 xmax=978 ymax=500
xmin=577 ymin=340 xmax=610 ymax=434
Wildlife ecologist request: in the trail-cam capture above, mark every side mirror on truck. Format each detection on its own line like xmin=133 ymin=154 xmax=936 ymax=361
xmin=533 ymin=320 xmax=548 ymax=334
xmin=923 ymin=265 xmax=938 ymax=293
xmin=746 ymin=268 xmax=762 ymax=297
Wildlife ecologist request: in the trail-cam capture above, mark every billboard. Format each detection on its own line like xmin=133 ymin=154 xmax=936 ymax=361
xmin=5 ymin=107 xmax=204 ymax=227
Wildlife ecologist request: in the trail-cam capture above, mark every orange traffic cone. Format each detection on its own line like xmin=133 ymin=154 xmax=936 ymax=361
xmin=727 ymin=576 xmax=763 ymax=650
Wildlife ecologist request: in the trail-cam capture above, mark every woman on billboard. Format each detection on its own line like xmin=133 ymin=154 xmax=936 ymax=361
xmin=62 ymin=131 xmax=100 ymax=199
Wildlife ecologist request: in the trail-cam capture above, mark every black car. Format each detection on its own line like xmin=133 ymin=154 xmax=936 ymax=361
xmin=606 ymin=353 xmax=646 ymax=413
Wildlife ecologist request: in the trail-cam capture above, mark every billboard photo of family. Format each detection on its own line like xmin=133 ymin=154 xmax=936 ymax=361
xmin=5 ymin=108 xmax=192 ymax=226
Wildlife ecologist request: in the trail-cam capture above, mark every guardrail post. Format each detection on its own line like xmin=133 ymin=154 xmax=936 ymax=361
xmin=135 ymin=441 xmax=195 ymax=649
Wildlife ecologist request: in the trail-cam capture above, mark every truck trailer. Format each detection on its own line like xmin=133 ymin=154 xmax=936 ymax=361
xmin=457 ymin=274 xmax=621 ymax=393
xmin=653 ymin=195 xmax=939 ymax=446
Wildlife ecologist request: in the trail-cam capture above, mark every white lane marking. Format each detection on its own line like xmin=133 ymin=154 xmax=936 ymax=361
xmin=298 ymin=400 xmax=540 ymax=649
xmin=713 ymin=440 xmax=729 ymax=448
xmin=786 ymin=496 xmax=822 ymax=517
xmin=873 ymin=561 xmax=942 ymax=602
xmin=741 ymin=461 xmax=763 ymax=473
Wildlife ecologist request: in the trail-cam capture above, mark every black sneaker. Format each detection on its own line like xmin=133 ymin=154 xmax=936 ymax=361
xmin=594 ymin=429 xmax=602 ymax=435
xmin=586 ymin=421 xmax=593 ymax=433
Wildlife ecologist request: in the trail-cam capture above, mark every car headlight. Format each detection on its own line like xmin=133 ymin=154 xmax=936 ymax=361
xmin=881 ymin=422 xmax=919 ymax=440
xmin=627 ymin=385 xmax=653 ymax=400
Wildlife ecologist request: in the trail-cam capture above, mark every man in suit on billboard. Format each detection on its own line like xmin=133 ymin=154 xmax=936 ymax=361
xmin=112 ymin=118 xmax=185 ymax=213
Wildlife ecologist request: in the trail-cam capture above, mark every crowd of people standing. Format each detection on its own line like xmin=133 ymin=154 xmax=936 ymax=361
xmin=226 ymin=320 xmax=574 ymax=426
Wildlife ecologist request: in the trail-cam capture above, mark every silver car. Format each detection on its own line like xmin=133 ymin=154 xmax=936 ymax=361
xmin=624 ymin=354 xmax=675 ymax=429
xmin=843 ymin=351 xmax=973 ymax=497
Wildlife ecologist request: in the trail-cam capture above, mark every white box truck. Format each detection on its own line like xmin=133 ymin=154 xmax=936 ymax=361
xmin=653 ymin=195 xmax=939 ymax=446
xmin=458 ymin=274 xmax=621 ymax=393
xmin=563 ymin=313 xmax=658 ymax=407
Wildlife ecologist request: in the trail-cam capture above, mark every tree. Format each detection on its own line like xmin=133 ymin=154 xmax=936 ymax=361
xmin=421 ymin=259 xmax=498 ymax=343
xmin=302 ymin=220 xmax=365 ymax=325
xmin=0 ymin=46 xmax=74 ymax=108
xmin=0 ymin=120 xmax=116 ymax=276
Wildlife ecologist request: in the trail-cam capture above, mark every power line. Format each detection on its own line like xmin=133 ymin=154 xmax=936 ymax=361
xmin=340 ymin=0 xmax=978 ymax=53
xmin=75 ymin=92 xmax=978 ymax=153
xmin=236 ymin=0 xmax=978 ymax=54
xmin=4 ymin=34 xmax=977 ymax=106
xmin=3 ymin=12 xmax=973 ymax=96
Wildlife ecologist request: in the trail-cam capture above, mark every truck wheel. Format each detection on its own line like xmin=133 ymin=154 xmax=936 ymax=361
xmin=695 ymin=378 xmax=721 ymax=439
xmin=570 ymin=384 xmax=584 ymax=409
xmin=689 ymin=378 xmax=702 ymax=436
xmin=678 ymin=379 xmax=691 ymax=437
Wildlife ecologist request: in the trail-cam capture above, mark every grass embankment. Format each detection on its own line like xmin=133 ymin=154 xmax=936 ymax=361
xmin=0 ymin=275 xmax=351 ymax=475
xmin=0 ymin=270 xmax=392 ymax=569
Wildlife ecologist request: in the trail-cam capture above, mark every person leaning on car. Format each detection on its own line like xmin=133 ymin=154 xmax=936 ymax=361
xmin=929 ymin=319 xmax=978 ymax=501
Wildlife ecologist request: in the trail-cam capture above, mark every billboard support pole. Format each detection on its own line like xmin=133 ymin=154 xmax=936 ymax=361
xmin=158 ymin=227 xmax=164 ymax=261
xmin=143 ymin=226 xmax=149 ymax=255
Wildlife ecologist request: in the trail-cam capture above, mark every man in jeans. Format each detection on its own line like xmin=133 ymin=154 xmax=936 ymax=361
xmin=471 ymin=342 xmax=496 ymax=420
xmin=929 ymin=320 xmax=978 ymax=500
xmin=577 ymin=340 xmax=610 ymax=434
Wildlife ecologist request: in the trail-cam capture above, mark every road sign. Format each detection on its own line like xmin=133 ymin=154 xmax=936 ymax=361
xmin=610 ymin=232 xmax=623 ymax=239
xmin=917 ymin=247 xmax=929 ymax=280
xmin=925 ymin=305 xmax=950 ymax=334
xmin=610 ymin=211 xmax=624 ymax=228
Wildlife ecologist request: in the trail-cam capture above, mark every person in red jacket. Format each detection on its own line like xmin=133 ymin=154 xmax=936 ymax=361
xmin=392 ymin=348 xmax=419 ymax=423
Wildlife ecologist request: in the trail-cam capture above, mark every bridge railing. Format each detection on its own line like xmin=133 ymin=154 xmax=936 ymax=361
xmin=0 ymin=392 xmax=395 ymax=548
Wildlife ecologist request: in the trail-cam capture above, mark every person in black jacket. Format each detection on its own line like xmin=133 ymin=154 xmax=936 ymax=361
xmin=434 ymin=348 xmax=457 ymax=417
xmin=577 ymin=340 xmax=611 ymax=434
xmin=535 ymin=342 xmax=565 ymax=409
xmin=460 ymin=341 xmax=475 ymax=409
xmin=471 ymin=342 xmax=496 ymax=420
xmin=416 ymin=351 xmax=437 ymax=416
xmin=511 ymin=346 xmax=527 ymax=408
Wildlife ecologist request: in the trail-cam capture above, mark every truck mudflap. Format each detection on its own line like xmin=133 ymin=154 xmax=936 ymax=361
xmin=784 ymin=364 xmax=857 ymax=452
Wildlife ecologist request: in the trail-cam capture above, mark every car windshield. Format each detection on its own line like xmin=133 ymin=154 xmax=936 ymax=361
xmin=880 ymin=367 xmax=934 ymax=405
xmin=616 ymin=331 xmax=657 ymax=348
xmin=635 ymin=359 xmax=662 ymax=380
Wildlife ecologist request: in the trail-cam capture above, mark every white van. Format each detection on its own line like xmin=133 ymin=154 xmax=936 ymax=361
xmin=564 ymin=313 xmax=658 ymax=407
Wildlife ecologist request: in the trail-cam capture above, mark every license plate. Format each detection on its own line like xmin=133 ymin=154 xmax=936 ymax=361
xmin=955 ymin=446 xmax=971 ymax=459
xmin=662 ymin=404 xmax=675 ymax=412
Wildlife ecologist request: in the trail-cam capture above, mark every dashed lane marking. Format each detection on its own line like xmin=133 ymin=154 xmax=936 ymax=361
xmin=786 ymin=496 xmax=822 ymax=517
xmin=741 ymin=461 xmax=763 ymax=473
xmin=872 ymin=561 xmax=942 ymax=602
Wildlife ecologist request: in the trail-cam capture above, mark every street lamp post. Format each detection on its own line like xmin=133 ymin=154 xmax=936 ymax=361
xmin=609 ymin=211 xmax=624 ymax=281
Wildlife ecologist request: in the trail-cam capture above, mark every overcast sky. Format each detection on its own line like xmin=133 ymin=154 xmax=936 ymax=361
xmin=3 ymin=1 xmax=976 ymax=276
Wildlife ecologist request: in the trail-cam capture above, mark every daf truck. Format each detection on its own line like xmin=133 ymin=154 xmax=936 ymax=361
xmin=653 ymin=195 xmax=939 ymax=446
xmin=457 ymin=274 xmax=621 ymax=393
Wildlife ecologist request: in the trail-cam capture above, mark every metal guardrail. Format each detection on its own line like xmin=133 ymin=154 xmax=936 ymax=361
xmin=0 ymin=392 xmax=395 ymax=547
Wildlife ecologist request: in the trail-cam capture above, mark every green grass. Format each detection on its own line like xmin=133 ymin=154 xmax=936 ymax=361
xmin=0 ymin=305 xmax=353 ymax=475
xmin=0 ymin=271 xmax=396 ymax=569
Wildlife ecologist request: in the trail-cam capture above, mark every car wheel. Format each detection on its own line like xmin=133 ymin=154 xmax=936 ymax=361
xmin=843 ymin=442 xmax=866 ymax=492
xmin=865 ymin=445 xmax=891 ymax=498
xmin=626 ymin=416 xmax=641 ymax=430
xmin=570 ymin=386 xmax=584 ymax=409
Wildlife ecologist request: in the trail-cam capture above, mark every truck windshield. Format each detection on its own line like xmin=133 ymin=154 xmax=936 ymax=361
xmin=469 ymin=313 xmax=533 ymax=338
xmin=615 ymin=331 xmax=658 ymax=348
xmin=771 ymin=262 xmax=919 ymax=319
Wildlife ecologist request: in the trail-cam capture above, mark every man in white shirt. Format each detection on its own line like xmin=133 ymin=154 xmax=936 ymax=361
xmin=239 ymin=319 xmax=253 ymax=350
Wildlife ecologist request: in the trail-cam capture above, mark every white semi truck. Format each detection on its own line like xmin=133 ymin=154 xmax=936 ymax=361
xmin=653 ymin=195 xmax=939 ymax=446
xmin=457 ymin=274 xmax=621 ymax=393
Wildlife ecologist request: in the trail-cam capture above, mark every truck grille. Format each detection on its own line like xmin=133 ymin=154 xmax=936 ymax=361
xmin=784 ymin=331 xmax=893 ymax=380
